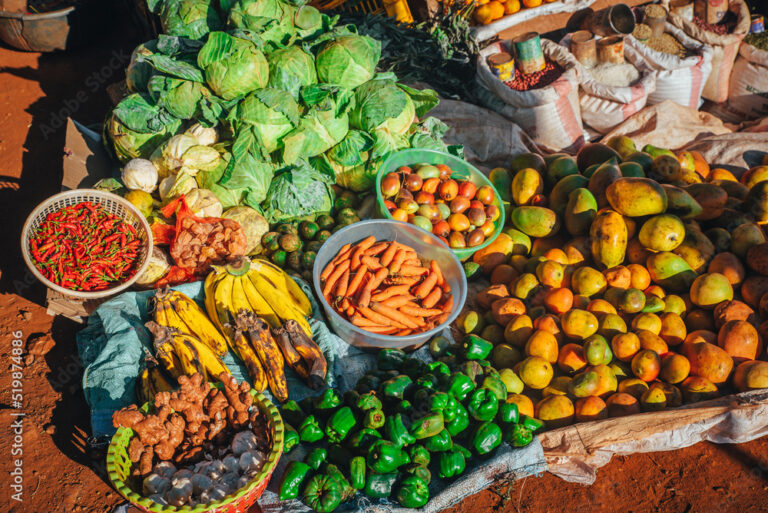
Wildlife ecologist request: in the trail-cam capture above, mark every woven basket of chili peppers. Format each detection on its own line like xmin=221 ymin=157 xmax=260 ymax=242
xmin=21 ymin=189 xmax=153 ymax=299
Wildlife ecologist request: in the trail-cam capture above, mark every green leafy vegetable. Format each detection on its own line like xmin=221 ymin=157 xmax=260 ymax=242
xmin=267 ymin=46 xmax=317 ymax=99
xmin=228 ymin=0 xmax=297 ymax=49
xmin=262 ymin=160 xmax=335 ymax=223
xmin=149 ymin=0 xmax=223 ymax=40
xmin=106 ymin=93 xmax=182 ymax=163
xmin=315 ymin=33 xmax=381 ymax=89
xmin=312 ymin=129 xmax=374 ymax=191
xmin=197 ymin=31 xmax=269 ymax=100
xmin=234 ymin=88 xmax=301 ymax=153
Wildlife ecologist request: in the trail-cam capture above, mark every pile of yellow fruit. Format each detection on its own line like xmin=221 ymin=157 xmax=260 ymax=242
xmin=456 ymin=137 xmax=768 ymax=428
xmin=474 ymin=0 xmax=554 ymax=26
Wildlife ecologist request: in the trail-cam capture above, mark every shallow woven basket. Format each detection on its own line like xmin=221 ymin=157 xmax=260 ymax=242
xmin=107 ymin=389 xmax=284 ymax=513
xmin=20 ymin=189 xmax=153 ymax=299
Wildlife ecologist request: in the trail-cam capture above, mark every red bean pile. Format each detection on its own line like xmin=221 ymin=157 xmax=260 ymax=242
xmin=505 ymin=61 xmax=564 ymax=91
xmin=692 ymin=15 xmax=731 ymax=35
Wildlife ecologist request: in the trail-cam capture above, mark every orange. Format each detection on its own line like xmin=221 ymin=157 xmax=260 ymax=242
xmin=474 ymin=3 xmax=495 ymax=24
xmin=504 ymin=0 xmax=521 ymax=14
xmin=522 ymin=0 xmax=543 ymax=7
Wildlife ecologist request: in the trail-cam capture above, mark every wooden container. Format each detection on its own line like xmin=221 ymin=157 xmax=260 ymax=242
xmin=512 ymin=32 xmax=545 ymax=74
xmin=571 ymin=30 xmax=597 ymax=68
xmin=597 ymin=35 xmax=625 ymax=64
xmin=488 ymin=52 xmax=515 ymax=82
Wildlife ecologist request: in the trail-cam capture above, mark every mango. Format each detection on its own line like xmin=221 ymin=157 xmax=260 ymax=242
xmin=733 ymin=360 xmax=768 ymax=392
xmin=617 ymin=378 xmax=649 ymax=399
xmin=705 ymin=228 xmax=731 ymax=252
xmin=561 ymin=309 xmax=599 ymax=340
xmin=557 ymin=343 xmax=588 ymax=373
xmin=568 ymin=369 xmax=600 ymax=397
xmin=624 ymin=151 xmax=654 ymax=174
xmin=710 ymin=179 xmax=749 ymax=200
xmin=619 ymin=161 xmax=645 ymax=178
xmin=599 ymin=313 xmax=628 ymax=340
xmin=682 ymin=341 xmax=733 ymax=385
xmin=546 ymin=155 xmax=579 ymax=187
xmin=584 ymin=334 xmax=612 ymax=365
xmin=588 ymin=159 xmax=622 ymax=208
xmin=680 ymin=376 xmax=719 ymax=403
xmin=513 ymin=273 xmax=540 ymax=301
xmin=570 ymin=266 xmax=606 ymax=297
xmin=661 ymin=184 xmax=703 ymax=219
xmin=548 ymin=174 xmax=589 ymax=215
xmin=583 ymin=163 xmax=600 ymax=178
xmin=646 ymin=252 xmax=698 ymax=292
xmin=576 ymin=142 xmax=621 ymax=172
xmin=590 ymin=209 xmax=628 ymax=269
xmin=708 ymin=208 xmax=755 ymax=232
xmin=492 ymin=344 xmax=523 ymax=369
xmin=575 ymin=396 xmax=608 ymax=422
xmin=544 ymin=152 xmax=569 ymax=167
xmin=638 ymin=214 xmax=685 ymax=252
xmin=640 ymin=387 xmax=667 ymax=411
xmin=535 ymin=395 xmax=574 ymax=428
xmin=740 ymin=165 xmax=768 ymax=189
xmin=510 ymin=168 xmax=544 ymax=206
xmin=605 ymin=135 xmax=637 ymax=159
xmin=747 ymin=242 xmax=768 ymax=276
xmin=605 ymin=177 xmax=667 ymax=217
xmin=649 ymin=154 xmax=682 ymax=183
xmin=543 ymin=376 xmax=573 ymax=397
xmin=501 ymin=227 xmax=533 ymax=256
xmin=672 ymin=227 xmax=716 ymax=273
xmin=660 ymin=353 xmax=691 ymax=384
xmin=472 ymin=233 xmax=514 ymax=273
xmin=564 ymin=188 xmax=597 ymax=236
xmin=730 ymin=223 xmax=766 ymax=257
xmin=563 ymin=236 xmax=591 ymax=266
xmin=498 ymin=368 xmax=525 ymax=394
xmin=510 ymin=152 xmax=546 ymax=174
xmin=643 ymin=144 xmax=676 ymax=159
xmin=685 ymin=183 xmax=727 ymax=221
xmin=489 ymin=167 xmax=512 ymax=204
xmin=689 ymin=272 xmax=733 ymax=309
xmin=747 ymin=180 xmax=768 ymax=224
xmin=606 ymin=392 xmax=641 ymax=416
xmin=651 ymin=382 xmax=683 ymax=407
xmin=588 ymin=364 xmax=619 ymax=396
xmin=717 ymin=320 xmax=761 ymax=361
xmin=509 ymin=206 xmax=559 ymax=238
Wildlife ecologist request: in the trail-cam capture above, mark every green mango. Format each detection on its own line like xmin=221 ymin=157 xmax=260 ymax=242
xmin=646 ymin=252 xmax=698 ymax=292
xmin=588 ymin=159 xmax=622 ymax=208
xmin=606 ymin=177 xmax=667 ymax=217
xmin=730 ymin=223 xmax=766 ymax=257
xmin=510 ymin=206 xmax=560 ymax=238
xmin=672 ymin=227 xmax=716 ymax=274
xmin=576 ymin=142 xmax=621 ymax=172
xmin=546 ymin=156 xmax=579 ymax=187
xmin=544 ymin=152 xmax=570 ymax=167
xmin=619 ymin=161 xmax=645 ymax=178
xmin=642 ymin=144 xmax=676 ymax=159
xmin=624 ymin=152 xmax=654 ymax=174
xmin=549 ymin=174 xmax=589 ymax=215
xmin=565 ymin=188 xmax=597 ymax=236
xmin=510 ymin=153 xmax=546 ymax=173
xmin=583 ymin=163 xmax=600 ymax=178
xmin=501 ymin=227 xmax=533 ymax=255
xmin=661 ymin=184 xmax=703 ymax=219
xmin=489 ymin=167 xmax=513 ymax=204
xmin=605 ymin=135 xmax=637 ymax=160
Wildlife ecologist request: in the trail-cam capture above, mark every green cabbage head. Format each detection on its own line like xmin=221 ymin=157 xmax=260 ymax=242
xmin=105 ymin=93 xmax=182 ymax=163
xmin=315 ymin=34 xmax=380 ymax=89
xmin=237 ymin=88 xmax=300 ymax=153
xmin=197 ymin=31 xmax=269 ymax=100
xmin=267 ymin=46 xmax=317 ymax=99
xmin=228 ymin=0 xmax=297 ymax=49
xmin=350 ymin=78 xmax=416 ymax=135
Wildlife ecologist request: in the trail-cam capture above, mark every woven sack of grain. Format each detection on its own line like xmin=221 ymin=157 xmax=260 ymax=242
xmin=476 ymin=39 xmax=586 ymax=153
xmin=721 ymin=42 xmax=768 ymax=122
xmin=560 ymin=34 xmax=657 ymax=134
xmin=663 ymin=0 xmax=750 ymax=103
xmin=626 ymin=22 xmax=713 ymax=109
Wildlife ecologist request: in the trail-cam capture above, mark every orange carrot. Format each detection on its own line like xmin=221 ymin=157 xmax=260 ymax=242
xmin=323 ymin=260 xmax=350 ymax=298
xmin=413 ymin=272 xmax=438 ymax=300
xmin=399 ymin=265 xmax=429 ymax=277
xmin=335 ymin=268 xmax=350 ymax=298
xmin=441 ymin=294 xmax=454 ymax=312
xmin=346 ymin=265 xmax=367 ymax=297
xmin=339 ymin=298 xmax=351 ymax=311
xmin=358 ymin=306 xmax=407 ymax=329
xmin=380 ymin=295 xmax=414 ymax=308
xmin=350 ymin=246 xmax=365 ymax=271
xmin=358 ymin=268 xmax=389 ymax=308
xmin=364 ymin=242 xmax=389 ymax=256
xmin=360 ymin=255 xmax=383 ymax=271
xmin=384 ymin=275 xmax=420 ymax=286
xmin=421 ymin=286 xmax=443 ymax=309
xmin=430 ymin=260 xmax=447 ymax=290
xmin=346 ymin=305 xmax=356 ymax=317
xmin=354 ymin=272 xmax=371 ymax=302
xmin=379 ymin=242 xmax=399 ymax=267
xmin=351 ymin=314 xmax=386 ymax=328
xmin=363 ymin=326 xmax=399 ymax=335
xmin=330 ymin=243 xmax=352 ymax=265
xmin=394 ymin=329 xmax=413 ymax=336
xmin=320 ymin=261 xmax=337 ymax=282
xmin=399 ymin=305 xmax=443 ymax=317
xmin=355 ymin=235 xmax=377 ymax=251
xmin=434 ymin=312 xmax=450 ymax=325
xmin=402 ymin=258 xmax=422 ymax=266
xmin=389 ymin=249 xmax=407 ymax=274
xmin=370 ymin=302 xmax=422 ymax=329
xmin=371 ymin=285 xmax=410 ymax=302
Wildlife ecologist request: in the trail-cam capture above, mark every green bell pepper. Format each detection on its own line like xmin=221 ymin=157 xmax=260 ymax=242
xmin=402 ymin=357 xmax=426 ymax=379
xmin=439 ymin=353 xmax=459 ymax=368
xmin=326 ymin=444 xmax=353 ymax=467
xmin=446 ymin=403 xmax=470 ymax=437
xmin=363 ymin=472 xmax=397 ymax=499
xmin=427 ymin=361 xmax=451 ymax=379
xmin=403 ymin=463 xmax=432 ymax=485
xmin=356 ymin=374 xmax=381 ymax=394
xmin=429 ymin=335 xmax=452 ymax=358
xmin=303 ymin=474 xmax=342 ymax=513
xmin=278 ymin=461 xmax=312 ymax=500
xmin=396 ymin=399 xmax=414 ymax=416
xmin=299 ymin=415 xmax=324 ymax=443
xmin=467 ymin=388 xmax=499 ymax=422
xmin=463 ymin=334 xmax=493 ymax=360
xmin=408 ymin=444 xmax=430 ymax=467
xmin=410 ymin=412 xmax=445 ymax=439
xmin=346 ymin=428 xmax=381 ymax=453
xmin=415 ymin=373 xmax=437 ymax=391
xmin=315 ymin=389 xmax=343 ymax=411
xmin=366 ymin=439 xmax=410 ymax=473
xmin=325 ymin=463 xmax=355 ymax=501
xmin=438 ymin=446 xmax=466 ymax=479
xmin=505 ymin=423 xmax=534 ymax=447
xmin=325 ymin=407 xmax=356 ymax=443
xmin=357 ymin=392 xmax=382 ymax=412
xmin=381 ymin=375 xmax=413 ymax=400
xmin=482 ymin=373 xmax=507 ymax=401
xmin=453 ymin=443 xmax=472 ymax=459
xmin=412 ymin=388 xmax=432 ymax=417
xmin=281 ymin=400 xmax=306 ymax=427
xmin=378 ymin=348 xmax=407 ymax=371
xmin=363 ymin=408 xmax=385 ymax=430
xmin=521 ymin=415 xmax=545 ymax=432
xmin=350 ymin=456 xmax=366 ymax=490
xmin=424 ymin=428 xmax=453 ymax=452
xmin=442 ymin=395 xmax=459 ymax=422
xmin=461 ymin=361 xmax=485 ymax=384
xmin=497 ymin=402 xmax=519 ymax=425
xmin=284 ymin=424 xmax=300 ymax=453
xmin=305 ymin=447 xmax=328 ymax=470
xmin=447 ymin=373 xmax=475 ymax=401
xmin=396 ymin=476 xmax=429 ymax=508
xmin=472 ymin=422 xmax=502 ymax=455
xmin=384 ymin=413 xmax=416 ymax=447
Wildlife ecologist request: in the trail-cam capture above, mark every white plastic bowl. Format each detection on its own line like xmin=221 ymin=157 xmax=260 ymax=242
xmin=313 ymin=219 xmax=467 ymax=351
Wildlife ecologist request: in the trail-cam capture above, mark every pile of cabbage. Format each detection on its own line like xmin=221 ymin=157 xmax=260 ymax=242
xmin=107 ymin=0 xmax=459 ymax=223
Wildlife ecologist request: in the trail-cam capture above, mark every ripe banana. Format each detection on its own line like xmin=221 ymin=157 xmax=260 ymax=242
xmin=231 ymin=330 xmax=268 ymax=392
xmin=166 ymin=290 xmax=228 ymax=356
xmin=169 ymin=332 xmax=205 ymax=378
xmin=275 ymin=319 xmax=327 ymax=390
xmin=136 ymin=367 xmax=154 ymax=406
xmin=251 ymin=258 xmax=312 ymax=316
xmin=248 ymin=266 xmax=312 ymax=337
xmin=204 ymin=268 xmax=227 ymax=334
xmin=236 ymin=310 xmax=289 ymax=402
xmin=239 ymin=273 xmax=281 ymax=328
xmin=173 ymin=331 xmax=230 ymax=382
xmin=210 ymin=269 xmax=237 ymax=344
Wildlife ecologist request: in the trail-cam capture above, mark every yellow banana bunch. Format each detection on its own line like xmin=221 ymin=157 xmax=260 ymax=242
xmin=247 ymin=259 xmax=313 ymax=337
xmin=136 ymin=351 xmax=176 ymax=405
xmin=153 ymin=289 xmax=228 ymax=357
xmin=250 ymin=259 xmax=312 ymax=316
xmin=146 ymin=321 xmax=230 ymax=382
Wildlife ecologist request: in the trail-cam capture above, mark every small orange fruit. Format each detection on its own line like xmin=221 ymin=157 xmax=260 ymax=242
xmin=522 ymin=0 xmax=543 ymax=7
xmin=504 ymin=0 xmax=521 ymax=14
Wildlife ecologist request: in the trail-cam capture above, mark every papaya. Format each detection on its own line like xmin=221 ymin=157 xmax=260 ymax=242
xmin=510 ymin=206 xmax=559 ymax=238
xmin=685 ymin=183 xmax=727 ymax=221
xmin=624 ymin=151 xmax=654 ymax=174
xmin=689 ymin=273 xmax=733 ymax=309
xmin=564 ymin=188 xmax=597 ymax=236
xmin=745 ymin=180 xmax=768 ymax=224
xmin=672 ymin=227 xmax=716 ymax=273
xmin=488 ymin=167 xmax=512 ymax=204
xmin=661 ymin=184 xmax=703 ymax=219
xmin=619 ymin=161 xmax=645 ymax=178
xmin=588 ymin=159 xmax=621 ymax=208
xmin=510 ymin=153 xmax=546 ymax=174
xmin=733 ymin=360 xmax=768 ymax=392
xmin=638 ymin=214 xmax=685 ymax=252
xmin=642 ymin=144 xmax=675 ymax=159
xmin=548 ymin=174 xmax=589 ymax=215
xmin=510 ymin=168 xmax=544 ymax=206
xmin=605 ymin=177 xmax=667 ymax=217
xmin=576 ymin=142 xmax=621 ymax=172
xmin=730 ymin=223 xmax=766 ymax=257
xmin=605 ymin=135 xmax=637 ymax=159
xmin=739 ymin=165 xmax=768 ymax=189
xmin=546 ymin=155 xmax=579 ymax=187
xmin=681 ymin=341 xmax=733 ymax=385
xmin=590 ymin=210 xmax=628 ymax=269
xmin=746 ymin=242 xmax=768 ymax=275
xmin=646 ymin=252 xmax=698 ymax=292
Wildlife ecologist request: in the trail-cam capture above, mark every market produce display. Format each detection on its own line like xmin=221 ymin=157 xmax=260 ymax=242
xmin=28 ymin=201 xmax=143 ymax=291
xmin=276 ymin=347 xmax=542 ymax=511
xmin=380 ymin=162 xmax=501 ymax=249
xmin=114 ymin=372 xmax=275 ymax=507
xmin=320 ymin=235 xmax=454 ymax=336
xmin=455 ymin=138 xmax=768 ymax=427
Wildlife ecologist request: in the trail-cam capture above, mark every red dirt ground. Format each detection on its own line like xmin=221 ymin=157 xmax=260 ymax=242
xmin=0 ymin=15 xmax=766 ymax=513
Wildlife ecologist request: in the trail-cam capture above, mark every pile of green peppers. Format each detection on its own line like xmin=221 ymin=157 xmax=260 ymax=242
xmin=277 ymin=342 xmax=543 ymax=512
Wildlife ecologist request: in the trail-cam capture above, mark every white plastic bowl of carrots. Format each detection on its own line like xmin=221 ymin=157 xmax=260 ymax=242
xmin=313 ymin=219 xmax=467 ymax=350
